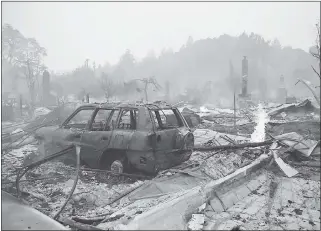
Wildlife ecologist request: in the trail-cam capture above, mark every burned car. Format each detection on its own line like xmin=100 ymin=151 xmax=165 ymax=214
xmin=34 ymin=102 xmax=194 ymax=174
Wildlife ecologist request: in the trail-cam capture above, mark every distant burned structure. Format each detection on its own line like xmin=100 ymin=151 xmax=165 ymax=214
xmin=277 ymin=75 xmax=287 ymax=104
xmin=238 ymin=56 xmax=251 ymax=100
xmin=241 ymin=56 xmax=248 ymax=97
xmin=238 ymin=56 xmax=251 ymax=107
xmin=42 ymin=70 xmax=57 ymax=106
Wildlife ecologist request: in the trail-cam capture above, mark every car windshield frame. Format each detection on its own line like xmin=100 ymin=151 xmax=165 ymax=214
xmin=61 ymin=106 xmax=97 ymax=129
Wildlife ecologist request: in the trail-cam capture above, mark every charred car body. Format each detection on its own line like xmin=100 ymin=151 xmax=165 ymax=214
xmin=34 ymin=101 xmax=194 ymax=174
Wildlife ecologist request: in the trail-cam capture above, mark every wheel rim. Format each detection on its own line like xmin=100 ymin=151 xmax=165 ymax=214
xmin=110 ymin=160 xmax=124 ymax=174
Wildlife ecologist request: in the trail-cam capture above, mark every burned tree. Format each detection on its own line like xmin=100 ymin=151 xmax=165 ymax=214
xmin=2 ymin=24 xmax=47 ymax=111
xmin=310 ymin=22 xmax=320 ymax=79
xmin=1 ymin=24 xmax=24 ymax=65
xmin=16 ymin=38 xmax=47 ymax=109
xmin=134 ymin=76 xmax=162 ymax=102
xmin=296 ymin=22 xmax=321 ymax=106
xmin=99 ymin=72 xmax=116 ymax=102
xmin=2 ymin=24 xmax=25 ymax=91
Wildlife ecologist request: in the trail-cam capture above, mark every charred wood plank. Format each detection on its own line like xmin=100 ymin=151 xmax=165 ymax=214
xmin=194 ymin=140 xmax=273 ymax=151
xmin=59 ymin=217 xmax=103 ymax=230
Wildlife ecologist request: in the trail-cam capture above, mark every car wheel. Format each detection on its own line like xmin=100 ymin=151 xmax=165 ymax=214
xmin=110 ymin=160 xmax=124 ymax=174
xmin=101 ymin=151 xmax=129 ymax=173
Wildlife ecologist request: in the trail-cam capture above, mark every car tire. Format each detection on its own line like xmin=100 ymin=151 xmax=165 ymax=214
xmin=101 ymin=151 xmax=128 ymax=174
xmin=110 ymin=160 xmax=124 ymax=174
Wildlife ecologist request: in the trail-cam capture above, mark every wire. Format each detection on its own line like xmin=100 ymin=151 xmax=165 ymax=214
xmin=53 ymin=145 xmax=81 ymax=220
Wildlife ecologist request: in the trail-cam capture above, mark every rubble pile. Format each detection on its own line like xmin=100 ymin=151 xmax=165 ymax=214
xmin=2 ymin=99 xmax=320 ymax=230
xmin=266 ymin=99 xmax=320 ymax=140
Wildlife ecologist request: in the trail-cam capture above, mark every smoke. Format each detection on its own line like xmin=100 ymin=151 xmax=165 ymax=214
xmin=250 ymin=104 xmax=270 ymax=143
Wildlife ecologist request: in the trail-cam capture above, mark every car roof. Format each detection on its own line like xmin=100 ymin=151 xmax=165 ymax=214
xmin=77 ymin=101 xmax=176 ymax=110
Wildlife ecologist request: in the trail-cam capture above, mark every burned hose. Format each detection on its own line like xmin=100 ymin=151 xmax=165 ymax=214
xmin=53 ymin=145 xmax=81 ymax=220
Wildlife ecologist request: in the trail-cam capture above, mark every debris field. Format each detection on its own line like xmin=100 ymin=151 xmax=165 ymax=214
xmin=2 ymin=100 xmax=320 ymax=230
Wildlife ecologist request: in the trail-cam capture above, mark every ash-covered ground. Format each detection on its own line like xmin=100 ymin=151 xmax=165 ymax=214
xmin=2 ymin=102 xmax=320 ymax=230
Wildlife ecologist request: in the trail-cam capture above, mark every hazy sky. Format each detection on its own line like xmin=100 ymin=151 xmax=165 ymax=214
xmin=2 ymin=1 xmax=320 ymax=72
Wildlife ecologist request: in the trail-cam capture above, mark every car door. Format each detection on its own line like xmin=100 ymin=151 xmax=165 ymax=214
xmin=150 ymin=109 xmax=181 ymax=151
xmin=50 ymin=106 xmax=96 ymax=159
xmin=47 ymin=107 xmax=95 ymax=159
xmin=108 ymin=108 xmax=137 ymax=150
xmin=79 ymin=108 xmax=119 ymax=168
xmin=149 ymin=109 xmax=178 ymax=168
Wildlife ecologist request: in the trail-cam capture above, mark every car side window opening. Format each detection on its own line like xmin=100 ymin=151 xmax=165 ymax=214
xmin=152 ymin=109 xmax=183 ymax=129
xmin=110 ymin=110 xmax=120 ymax=129
xmin=117 ymin=109 xmax=138 ymax=130
xmin=91 ymin=109 xmax=112 ymax=131
xmin=151 ymin=111 xmax=161 ymax=130
xmin=65 ymin=108 xmax=95 ymax=129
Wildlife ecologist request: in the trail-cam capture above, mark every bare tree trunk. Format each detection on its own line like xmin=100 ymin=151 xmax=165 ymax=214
xmin=144 ymin=82 xmax=148 ymax=102
xmin=295 ymin=79 xmax=320 ymax=106
xmin=29 ymin=82 xmax=35 ymax=117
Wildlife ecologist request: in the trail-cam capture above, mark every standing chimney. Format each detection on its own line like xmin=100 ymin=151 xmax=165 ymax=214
xmin=277 ymin=75 xmax=287 ymax=103
xmin=241 ymin=56 xmax=248 ymax=96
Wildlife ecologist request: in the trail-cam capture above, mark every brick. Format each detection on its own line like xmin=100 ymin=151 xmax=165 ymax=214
xmin=246 ymin=179 xmax=261 ymax=192
xmin=235 ymin=185 xmax=251 ymax=200
xmin=220 ymin=192 xmax=238 ymax=209
xmin=210 ymin=197 xmax=225 ymax=213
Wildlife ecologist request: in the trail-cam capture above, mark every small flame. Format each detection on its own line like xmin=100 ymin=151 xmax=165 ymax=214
xmin=250 ymin=104 xmax=270 ymax=143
